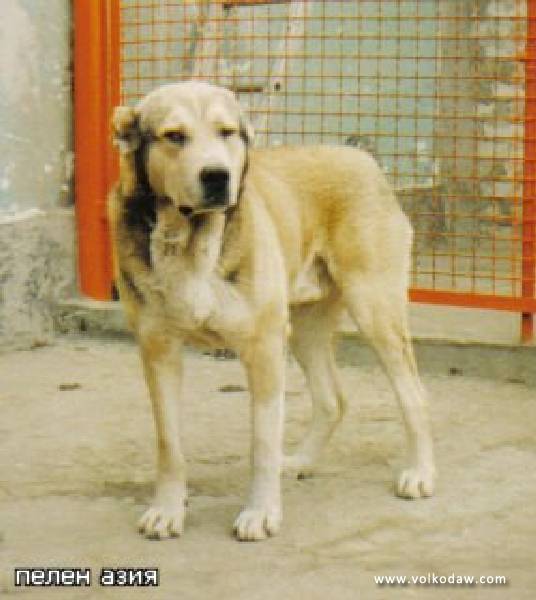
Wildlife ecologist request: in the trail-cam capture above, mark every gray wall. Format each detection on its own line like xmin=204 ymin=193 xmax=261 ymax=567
xmin=0 ymin=0 xmax=75 ymax=349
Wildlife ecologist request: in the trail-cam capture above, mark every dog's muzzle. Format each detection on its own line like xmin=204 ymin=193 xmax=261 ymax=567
xmin=199 ymin=167 xmax=230 ymax=209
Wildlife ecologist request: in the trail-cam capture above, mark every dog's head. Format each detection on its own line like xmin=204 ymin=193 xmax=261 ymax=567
xmin=112 ymin=81 xmax=254 ymax=216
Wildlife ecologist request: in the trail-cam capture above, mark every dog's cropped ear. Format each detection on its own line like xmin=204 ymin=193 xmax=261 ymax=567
xmin=112 ymin=106 xmax=143 ymax=196
xmin=238 ymin=105 xmax=255 ymax=146
xmin=112 ymin=106 xmax=141 ymax=154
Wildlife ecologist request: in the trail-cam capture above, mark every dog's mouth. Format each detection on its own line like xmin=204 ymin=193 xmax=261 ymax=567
xmin=157 ymin=198 xmax=197 ymax=220
xmin=178 ymin=202 xmax=231 ymax=218
xmin=179 ymin=205 xmax=194 ymax=218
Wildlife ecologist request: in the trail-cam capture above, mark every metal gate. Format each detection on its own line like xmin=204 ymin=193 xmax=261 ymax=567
xmin=74 ymin=0 xmax=536 ymax=342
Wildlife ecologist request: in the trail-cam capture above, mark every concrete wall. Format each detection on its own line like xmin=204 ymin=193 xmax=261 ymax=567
xmin=0 ymin=0 xmax=75 ymax=349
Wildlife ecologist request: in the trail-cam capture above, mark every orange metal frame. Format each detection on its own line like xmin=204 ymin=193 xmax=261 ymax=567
xmin=521 ymin=0 xmax=536 ymax=341
xmin=74 ymin=0 xmax=536 ymax=342
xmin=74 ymin=0 xmax=120 ymax=300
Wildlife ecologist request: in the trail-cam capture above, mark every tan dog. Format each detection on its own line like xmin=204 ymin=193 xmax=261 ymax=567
xmin=108 ymin=81 xmax=435 ymax=542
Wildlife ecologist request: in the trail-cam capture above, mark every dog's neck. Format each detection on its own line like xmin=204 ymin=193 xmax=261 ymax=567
xmin=151 ymin=206 xmax=227 ymax=279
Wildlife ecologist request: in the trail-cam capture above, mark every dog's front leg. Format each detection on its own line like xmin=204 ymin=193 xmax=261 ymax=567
xmin=234 ymin=333 xmax=285 ymax=541
xmin=137 ymin=332 xmax=186 ymax=539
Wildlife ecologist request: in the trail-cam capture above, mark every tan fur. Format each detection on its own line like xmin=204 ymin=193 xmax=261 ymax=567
xmin=108 ymin=81 xmax=435 ymax=542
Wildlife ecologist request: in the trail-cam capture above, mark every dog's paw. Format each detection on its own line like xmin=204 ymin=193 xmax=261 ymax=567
xmin=282 ymin=453 xmax=314 ymax=479
xmin=138 ymin=503 xmax=185 ymax=540
xmin=233 ymin=505 xmax=282 ymax=541
xmin=396 ymin=467 xmax=435 ymax=499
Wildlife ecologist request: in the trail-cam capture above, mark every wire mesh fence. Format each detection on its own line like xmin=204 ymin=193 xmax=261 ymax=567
xmin=115 ymin=0 xmax=535 ymax=338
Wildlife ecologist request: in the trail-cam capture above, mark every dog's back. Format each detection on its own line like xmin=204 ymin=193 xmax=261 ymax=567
xmin=243 ymin=145 xmax=413 ymax=293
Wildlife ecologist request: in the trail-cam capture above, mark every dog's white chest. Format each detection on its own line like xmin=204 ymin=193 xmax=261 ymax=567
xmin=149 ymin=230 xmax=253 ymax=348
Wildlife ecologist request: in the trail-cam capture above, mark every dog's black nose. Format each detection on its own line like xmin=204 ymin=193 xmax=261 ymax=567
xmin=200 ymin=167 xmax=229 ymax=206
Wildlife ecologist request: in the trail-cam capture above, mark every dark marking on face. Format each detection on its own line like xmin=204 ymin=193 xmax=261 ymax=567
xmin=179 ymin=205 xmax=194 ymax=218
xmin=236 ymin=147 xmax=249 ymax=204
xmin=114 ymin=111 xmax=141 ymax=154
xmin=122 ymin=187 xmax=156 ymax=268
xmin=121 ymin=133 xmax=157 ymax=268
xmin=239 ymin=126 xmax=250 ymax=147
xmin=190 ymin=212 xmax=207 ymax=231
xmin=120 ymin=268 xmax=145 ymax=304
xmin=225 ymin=269 xmax=239 ymax=284
xmin=134 ymin=133 xmax=154 ymax=192
xmin=222 ymin=143 xmax=248 ymax=248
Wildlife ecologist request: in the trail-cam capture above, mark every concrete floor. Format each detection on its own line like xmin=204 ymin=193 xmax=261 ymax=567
xmin=1 ymin=337 xmax=535 ymax=599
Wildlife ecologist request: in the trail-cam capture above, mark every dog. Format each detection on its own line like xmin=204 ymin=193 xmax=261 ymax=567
xmin=108 ymin=81 xmax=435 ymax=542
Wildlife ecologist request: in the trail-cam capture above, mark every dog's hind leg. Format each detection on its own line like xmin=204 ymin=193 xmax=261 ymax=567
xmin=342 ymin=274 xmax=435 ymax=499
xmin=137 ymin=332 xmax=187 ymax=539
xmin=285 ymin=295 xmax=347 ymax=477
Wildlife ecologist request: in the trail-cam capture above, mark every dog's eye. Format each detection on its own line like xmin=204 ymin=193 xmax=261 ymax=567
xmin=164 ymin=131 xmax=187 ymax=145
xmin=220 ymin=128 xmax=236 ymax=139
